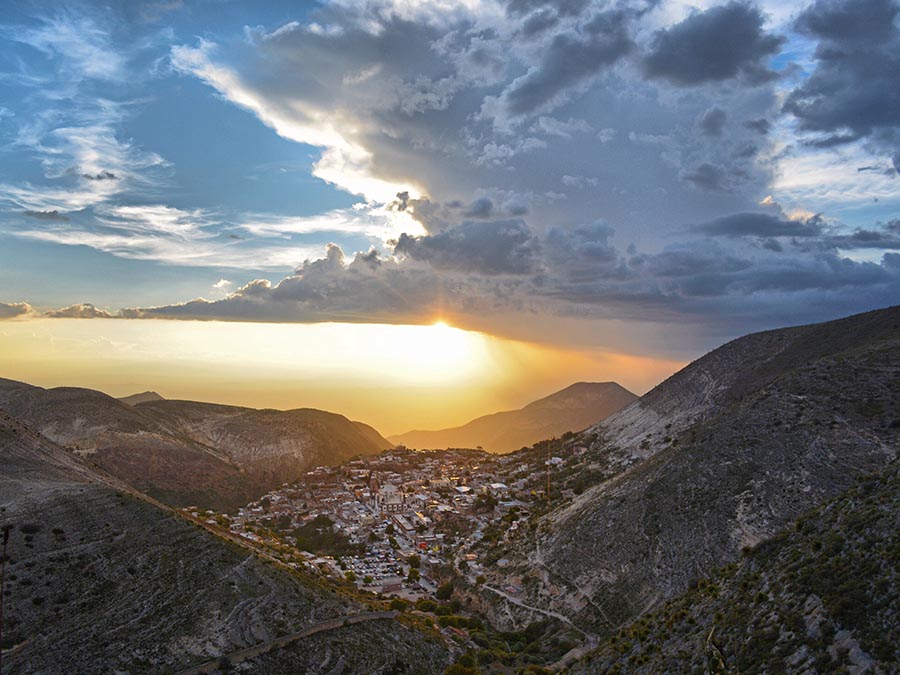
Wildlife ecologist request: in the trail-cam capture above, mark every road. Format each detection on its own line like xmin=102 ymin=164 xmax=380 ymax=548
xmin=171 ymin=611 xmax=398 ymax=675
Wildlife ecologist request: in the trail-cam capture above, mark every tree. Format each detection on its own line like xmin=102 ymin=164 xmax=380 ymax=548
xmin=436 ymin=582 xmax=454 ymax=600
xmin=363 ymin=575 xmax=374 ymax=585
xmin=407 ymin=554 xmax=421 ymax=569
xmin=407 ymin=568 xmax=420 ymax=583
xmin=345 ymin=570 xmax=356 ymax=582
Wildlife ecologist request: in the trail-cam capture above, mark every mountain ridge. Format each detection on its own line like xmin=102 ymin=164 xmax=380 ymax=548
xmin=482 ymin=305 xmax=900 ymax=635
xmin=390 ymin=381 xmax=637 ymax=453
xmin=0 ymin=377 xmax=392 ymax=510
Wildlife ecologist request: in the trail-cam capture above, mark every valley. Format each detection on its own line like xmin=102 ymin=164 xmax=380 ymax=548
xmin=2 ymin=306 xmax=899 ymax=674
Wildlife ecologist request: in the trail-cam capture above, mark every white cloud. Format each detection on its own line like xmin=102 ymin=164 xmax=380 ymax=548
xmin=170 ymin=39 xmax=424 ymax=202
xmin=9 ymin=14 xmax=126 ymax=81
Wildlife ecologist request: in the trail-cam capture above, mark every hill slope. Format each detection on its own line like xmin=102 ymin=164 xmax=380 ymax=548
xmin=390 ymin=382 xmax=637 ymax=453
xmin=487 ymin=306 xmax=900 ymax=633
xmin=571 ymin=459 xmax=900 ymax=674
xmin=0 ymin=412 xmax=449 ymax=674
xmin=0 ymin=379 xmax=391 ymax=510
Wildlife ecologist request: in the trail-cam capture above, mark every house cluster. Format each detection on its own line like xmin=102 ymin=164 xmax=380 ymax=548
xmin=193 ymin=447 xmax=542 ymax=600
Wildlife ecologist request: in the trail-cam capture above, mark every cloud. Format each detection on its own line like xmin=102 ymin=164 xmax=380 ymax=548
xmin=45 ymin=303 xmax=115 ymax=319
xmin=561 ymin=174 xmax=599 ymax=189
xmin=112 ymin=211 xmax=900 ymax=348
xmin=6 ymin=14 xmax=126 ymax=81
xmin=81 ymin=170 xmax=118 ymax=181
xmin=0 ymin=302 xmax=33 ymax=320
xmin=24 ymin=210 xmax=70 ymax=222
xmin=743 ymin=117 xmax=771 ymax=134
xmin=499 ymin=9 xmax=633 ymax=117
xmin=680 ymin=163 xmax=730 ymax=192
xmin=4 ymin=0 xmax=898 ymax=354
xmin=783 ymin=0 xmax=900 ymax=151
xmin=689 ymin=212 xmax=824 ymax=238
xmin=642 ymin=2 xmax=784 ymax=85
xmin=394 ymin=219 xmax=539 ymax=274
xmin=699 ymin=107 xmax=727 ymax=136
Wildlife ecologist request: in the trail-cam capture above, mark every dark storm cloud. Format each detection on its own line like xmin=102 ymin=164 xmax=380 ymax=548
xmin=680 ymin=163 xmax=730 ymax=191
xmin=462 ymin=197 xmax=495 ymax=218
xmin=784 ymin=0 xmax=900 ymax=147
xmin=795 ymin=0 xmax=898 ymax=42
xmin=699 ymin=107 xmax=728 ymax=136
xmin=690 ymin=212 xmax=824 ymax=238
xmin=642 ymin=2 xmax=784 ymax=85
xmin=743 ymin=118 xmax=771 ymax=134
xmin=503 ymin=10 xmax=633 ymax=116
xmin=81 ymin=170 xmax=118 ymax=181
xmin=520 ymin=9 xmax=560 ymax=37
xmin=393 ymin=219 xmax=539 ymax=275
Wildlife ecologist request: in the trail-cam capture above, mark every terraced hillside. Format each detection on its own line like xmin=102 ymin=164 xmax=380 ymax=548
xmin=0 ymin=412 xmax=449 ymax=674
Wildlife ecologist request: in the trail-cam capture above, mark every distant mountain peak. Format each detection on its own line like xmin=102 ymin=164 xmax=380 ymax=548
xmin=118 ymin=391 xmax=165 ymax=406
xmin=390 ymin=381 xmax=637 ymax=452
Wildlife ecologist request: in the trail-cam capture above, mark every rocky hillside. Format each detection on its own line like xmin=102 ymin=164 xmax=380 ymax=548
xmin=390 ymin=382 xmax=637 ymax=453
xmin=487 ymin=306 xmax=900 ymax=633
xmin=570 ymin=460 xmax=900 ymax=674
xmin=0 ymin=412 xmax=449 ymax=674
xmin=136 ymin=399 xmax=391 ymax=488
xmin=0 ymin=379 xmax=391 ymax=510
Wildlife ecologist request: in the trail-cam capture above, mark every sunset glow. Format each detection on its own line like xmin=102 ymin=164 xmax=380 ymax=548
xmin=0 ymin=318 xmax=682 ymax=434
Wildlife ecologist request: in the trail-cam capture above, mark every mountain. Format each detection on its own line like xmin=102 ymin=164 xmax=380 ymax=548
xmin=118 ymin=390 xmax=165 ymax=405
xmin=0 ymin=412 xmax=449 ymax=674
xmin=390 ymin=382 xmax=637 ymax=453
xmin=0 ymin=378 xmax=391 ymax=510
xmin=484 ymin=306 xmax=900 ymax=634
xmin=571 ymin=459 xmax=900 ymax=673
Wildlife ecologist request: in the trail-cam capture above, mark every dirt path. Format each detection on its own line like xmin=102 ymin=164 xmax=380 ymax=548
xmin=171 ymin=611 xmax=398 ymax=675
xmin=482 ymin=585 xmax=579 ymax=629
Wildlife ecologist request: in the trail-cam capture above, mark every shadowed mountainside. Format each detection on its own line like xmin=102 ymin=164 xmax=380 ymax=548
xmin=487 ymin=306 xmax=900 ymax=635
xmin=0 ymin=411 xmax=449 ymax=674
xmin=0 ymin=379 xmax=391 ymax=510
xmin=390 ymin=382 xmax=637 ymax=453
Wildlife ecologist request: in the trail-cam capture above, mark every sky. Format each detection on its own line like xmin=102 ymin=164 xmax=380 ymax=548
xmin=0 ymin=0 xmax=898 ymax=431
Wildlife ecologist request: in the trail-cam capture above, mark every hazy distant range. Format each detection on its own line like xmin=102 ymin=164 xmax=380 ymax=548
xmin=390 ymin=381 xmax=637 ymax=453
